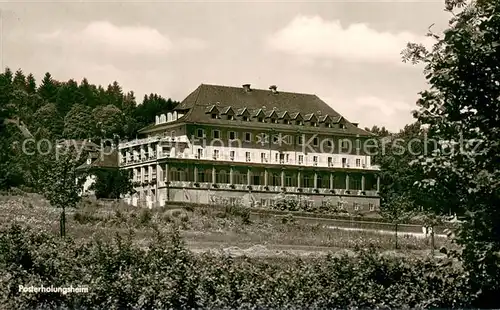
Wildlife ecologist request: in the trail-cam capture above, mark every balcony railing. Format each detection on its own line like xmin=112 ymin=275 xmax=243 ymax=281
xmin=121 ymin=151 xmax=379 ymax=170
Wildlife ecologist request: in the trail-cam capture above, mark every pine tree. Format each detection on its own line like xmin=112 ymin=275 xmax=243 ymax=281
xmin=38 ymin=72 xmax=59 ymax=103
xmin=26 ymin=73 xmax=37 ymax=94
xmin=12 ymin=69 xmax=26 ymax=91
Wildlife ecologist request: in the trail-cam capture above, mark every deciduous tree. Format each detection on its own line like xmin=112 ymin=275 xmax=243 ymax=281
xmin=403 ymin=0 xmax=500 ymax=306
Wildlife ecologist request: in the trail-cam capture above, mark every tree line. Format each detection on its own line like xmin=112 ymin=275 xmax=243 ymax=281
xmin=0 ymin=69 xmax=178 ymax=194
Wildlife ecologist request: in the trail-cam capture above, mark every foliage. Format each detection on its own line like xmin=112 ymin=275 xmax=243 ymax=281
xmin=37 ymin=146 xmax=87 ymax=210
xmin=92 ymin=104 xmax=125 ymax=139
xmin=272 ymin=194 xmax=347 ymax=215
xmin=63 ymin=104 xmax=94 ymax=139
xmin=402 ymin=0 xmax=500 ymax=306
xmin=31 ymin=103 xmax=63 ymax=139
xmin=89 ymin=168 xmax=134 ymax=199
xmin=0 ymin=224 xmax=475 ymax=309
xmin=0 ymin=66 xmax=179 ymax=192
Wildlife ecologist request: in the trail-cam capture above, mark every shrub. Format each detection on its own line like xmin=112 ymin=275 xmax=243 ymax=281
xmin=139 ymin=208 xmax=152 ymax=226
xmin=0 ymin=224 xmax=479 ymax=309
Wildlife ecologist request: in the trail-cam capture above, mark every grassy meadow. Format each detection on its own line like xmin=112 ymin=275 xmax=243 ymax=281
xmin=0 ymin=192 xmax=449 ymax=257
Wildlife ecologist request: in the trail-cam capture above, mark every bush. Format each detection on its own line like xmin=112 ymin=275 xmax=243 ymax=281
xmin=0 ymin=224 xmax=480 ymax=309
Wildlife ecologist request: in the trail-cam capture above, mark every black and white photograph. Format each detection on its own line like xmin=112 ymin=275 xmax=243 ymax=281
xmin=0 ymin=0 xmax=498 ymax=308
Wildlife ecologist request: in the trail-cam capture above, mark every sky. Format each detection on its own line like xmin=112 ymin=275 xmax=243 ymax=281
xmin=0 ymin=1 xmax=450 ymax=132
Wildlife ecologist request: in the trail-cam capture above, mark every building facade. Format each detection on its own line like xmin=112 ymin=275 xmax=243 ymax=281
xmin=119 ymin=84 xmax=381 ymax=211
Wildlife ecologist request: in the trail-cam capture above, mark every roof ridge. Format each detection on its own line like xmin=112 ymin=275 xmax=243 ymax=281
xmin=198 ymin=83 xmax=317 ymax=97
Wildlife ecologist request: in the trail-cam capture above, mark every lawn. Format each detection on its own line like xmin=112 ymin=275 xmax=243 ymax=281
xmin=0 ymin=193 xmax=449 ymax=256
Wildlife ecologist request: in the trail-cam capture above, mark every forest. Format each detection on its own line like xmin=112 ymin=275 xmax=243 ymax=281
xmin=1 ymin=0 xmax=500 ymax=307
xmin=0 ymin=70 xmax=178 ymax=192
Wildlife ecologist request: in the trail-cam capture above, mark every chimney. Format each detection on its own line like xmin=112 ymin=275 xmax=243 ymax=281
xmin=269 ymin=85 xmax=278 ymax=93
xmin=242 ymin=84 xmax=251 ymax=92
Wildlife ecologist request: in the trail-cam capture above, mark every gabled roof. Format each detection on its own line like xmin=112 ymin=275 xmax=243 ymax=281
xmin=141 ymin=84 xmax=373 ymax=136
xmin=266 ymin=110 xmax=278 ymax=118
xmin=320 ymin=115 xmax=332 ymax=123
xmin=236 ymin=107 xmax=250 ymax=116
xmin=304 ymin=113 xmax=318 ymax=122
xmin=205 ymin=105 xmax=219 ymax=114
xmin=278 ymin=111 xmax=290 ymax=119
xmin=76 ymin=147 xmax=118 ymax=171
xmin=253 ymin=109 xmax=266 ymax=118
xmin=221 ymin=106 xmax=235 ymax=115
xmin=290 ymin=112 xmax=303 ymax=120
xmin=332 ymin=116 xmax=344 ymax=123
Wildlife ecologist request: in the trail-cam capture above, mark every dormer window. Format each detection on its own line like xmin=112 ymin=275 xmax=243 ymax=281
xmin=326 ymin=123 xmax=332 ymax=128
xmin=283 ymin=119 xmax=290 ymax=125
xmin=242 ymin=116 xmax=249 ymax=121
xmin=271 ymin=118 xmax=278 ymax=124
xmin=228 ymin=115 xmax=234 ymax=120
xmin=339 ymin=123 xmax=345 ymax=129
xmin=297 ymin=120 xmax=303 ymax=126
xmin=311 ymin=122 xmax=317 ymax=127
xmin=258 ymin=117 xmax=264 ymax=123
xmin=211 ymin=114 xmax=219 ymax=119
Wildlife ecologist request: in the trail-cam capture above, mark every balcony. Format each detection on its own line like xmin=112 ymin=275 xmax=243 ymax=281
xmin=124 ymin=149 xmax=379 ymax=171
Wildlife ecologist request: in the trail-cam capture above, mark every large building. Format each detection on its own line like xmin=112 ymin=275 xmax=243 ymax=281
xmin=119 ymin=84 xmax=381 ymax=211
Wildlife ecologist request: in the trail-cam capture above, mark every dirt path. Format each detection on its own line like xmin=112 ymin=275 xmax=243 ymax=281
xmin=185 ymin=241 xmax=445 ymax=258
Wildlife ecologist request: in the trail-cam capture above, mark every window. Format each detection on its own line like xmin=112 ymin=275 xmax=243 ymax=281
xmin=298 ymin=155 xmax=304 ymax=164
xmin=341 ymin=140 xmax=349 ymax=149
xmin=229 ymin=131 xmax=237 ymax=140
xmin=313 ymin=156 xmax=318 ymax=164
xmin=311 ymin=122 xmax=317 ymax=127
xmin=261 ymin=198 xmax=267 ymax=206
xmin=339 ymin=123 xmax=345 ymax=129
xmin=196 ymin=129 xmax=204 ymax=138
xmin=258 ymin=117 xmax=264 ymax=123
xmin=328 ymin=157 xmax=333 ymax=166
xmin=196 ymin=148 xmax=203 ymax=159
xmin=337 ymin=201 xmax=344 ymax=209
xmin=213 ymin=130 xmax=220 ymax=139
xmin=213 ymin=149 xmax=220 ymax=159
xmin=313 ymin=137 xmax=319 ymax=146
xmin=230 ymin=150 xmax=235 ymax=160
xmin=273 ymin=135 xmax=279 ymax=144
xmin=242 ymin=116 xmax=249 ymax=121
xmin=270 ymin=118 xmax=278 ymax=124
xmin=297 ymin=120 xmax=304 ymax=126
xmin=369 ymin=203 xmax=375 ymax=211
xmin=353 ymin=203 xmax=359 ymax=211
xmin=227 ymin=115 xmax=234 ymax=120
xmin=211 ymin=114 xmax=219 ymax=119
xmin=261 ymin=153 xmax=267 ymax=163
xmin=356 ymin=159 xmax=361 ymax=167
xmin=246 ymin=152 xmax=251 ymax=162
xmin=244 ymin=132 xmax=252 ymax=142
xmin=342 ymin=157 xmax=347 ymax=167
xmin=170 ymin=130 xmax=175 ymax=138
xmin=283 ymin=119 xmax=290 ymax=125
xmin=326 ymin=123 xmax=332 ymax=128
xmin=326 ymin=140 xmax=333 ymax=147
xmin=297 ymin=136 xmax=303 ymax=145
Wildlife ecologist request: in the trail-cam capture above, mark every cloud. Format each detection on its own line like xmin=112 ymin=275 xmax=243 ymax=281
xmin=321 ymin=94 xmax=415 ymax=131
xmin=267 ymin=15 xmax=433 ymax=65
xmin=37 ymin=21 xmax=206 ymax=56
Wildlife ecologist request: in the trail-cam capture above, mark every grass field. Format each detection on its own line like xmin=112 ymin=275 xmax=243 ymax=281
xmin=0 ymin=193 xmax=450 ymax=257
